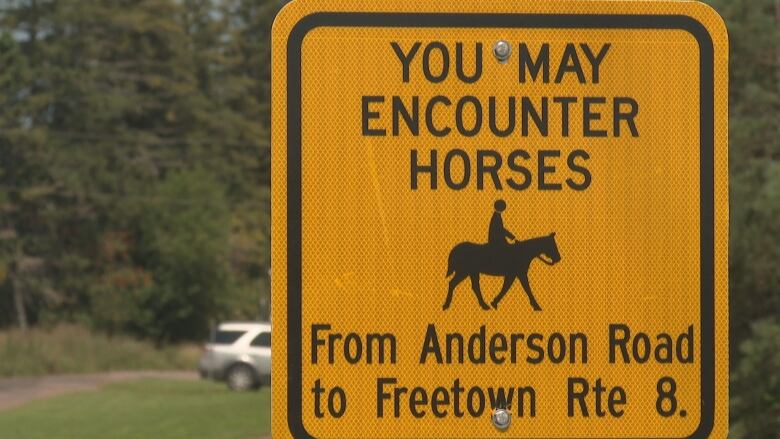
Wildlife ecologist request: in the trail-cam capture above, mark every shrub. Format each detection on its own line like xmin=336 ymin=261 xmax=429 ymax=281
xmin=730 ymin=318 xmax=780 ymax=438
xmin=0 ymin=324 xmax=200 ymax=377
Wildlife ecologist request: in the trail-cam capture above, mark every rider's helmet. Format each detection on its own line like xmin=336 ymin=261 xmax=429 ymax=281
xmin=494 ymin=199 xmax=507 ymax=212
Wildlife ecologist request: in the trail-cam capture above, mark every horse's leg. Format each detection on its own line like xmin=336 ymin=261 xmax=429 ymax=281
xmin=469 ymin=273 xmax=491 ymax=310
xmin=518 ymin=273 xmax=542 ymax=311
xmin=443 ymin=271 xmax=468 ymax=310
xmin=491 ymin=276 xmax=515 ymax=309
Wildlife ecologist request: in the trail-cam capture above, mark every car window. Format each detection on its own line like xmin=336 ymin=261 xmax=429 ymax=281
xmin=213 ymin=330 xmax=246 ymax=345
xmin=250 ymin=332 xmax=271 ymax=347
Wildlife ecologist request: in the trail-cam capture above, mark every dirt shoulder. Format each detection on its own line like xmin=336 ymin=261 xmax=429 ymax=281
xmin=0 ymin=370 xmax=197 ymax=412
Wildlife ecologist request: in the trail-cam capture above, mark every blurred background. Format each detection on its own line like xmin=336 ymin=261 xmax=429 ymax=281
xmin=0 ymin=0 xmax=775 ymax=438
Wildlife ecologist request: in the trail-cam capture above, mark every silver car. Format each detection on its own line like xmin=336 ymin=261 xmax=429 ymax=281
xmin=199 ymin=322 xmax=271 ymax=391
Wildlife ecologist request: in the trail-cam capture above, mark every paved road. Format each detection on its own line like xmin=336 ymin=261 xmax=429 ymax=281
xmin=0 ymin=370 xmax=197 ymax=412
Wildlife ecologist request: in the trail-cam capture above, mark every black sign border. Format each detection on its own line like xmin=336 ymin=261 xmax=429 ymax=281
xmin=284 ymin=12 xmax=716 ymax=439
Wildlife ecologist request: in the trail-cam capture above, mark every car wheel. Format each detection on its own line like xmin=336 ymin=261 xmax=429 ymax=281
xmin=226 ymin=364 xmax=256 ymax=391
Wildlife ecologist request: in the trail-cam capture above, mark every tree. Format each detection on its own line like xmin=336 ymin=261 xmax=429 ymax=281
xmin=0 ymin=15 xmax=65 ymax=331
xmin=0 ymin=0 xmax=276 ymax=336
xmin=706 ymin=0 xmax=780 ymax=344
xmin=704 ymin=1 xmax=779 ymax=436
xmin=131 ymin=170 xmax=234 ymax=342
xmin=730 ymin=319 xmax=780 ymax=438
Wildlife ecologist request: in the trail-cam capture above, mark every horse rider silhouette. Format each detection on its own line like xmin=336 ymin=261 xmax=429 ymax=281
xmin=489 ymin=199 xmax=516 ymax=247
xmin=443 ymin=200 xmax=562 ymax=311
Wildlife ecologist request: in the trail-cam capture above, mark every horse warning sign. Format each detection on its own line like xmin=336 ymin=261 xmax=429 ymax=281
xmin=271 ymin=0 xmax=728 ymax=437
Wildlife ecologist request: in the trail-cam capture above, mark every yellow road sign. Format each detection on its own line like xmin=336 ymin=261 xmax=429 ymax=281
xmin=271 ymin=1 xmax=728 ymax=437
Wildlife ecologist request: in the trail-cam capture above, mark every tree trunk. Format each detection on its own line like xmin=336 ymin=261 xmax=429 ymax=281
xmin=12 ymin=276 xmax=28 ymax=332
xmin=12 ymin=239 xmax=28 ymax=332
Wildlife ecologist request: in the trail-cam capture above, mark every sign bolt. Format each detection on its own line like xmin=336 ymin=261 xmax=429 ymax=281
xmin=491 ymin=408 xmax=512 ymax=431
xmin=493 ymin=40 xmax=512 ymax=63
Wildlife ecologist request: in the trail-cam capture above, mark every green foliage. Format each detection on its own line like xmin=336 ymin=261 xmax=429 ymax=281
xmin=705 ymin=0 xmax=780 ymax=342
xmin=0 ymin=380 xmax=270 ymax=439
xmin=134 ymin=171 xmax=234 ymax=341
xmin=730 ymin=319 xmax=780 ymax=438
xmin=86 ymin=170 xmax=257 ymax=342
xmin=0 ymin=324 xmax=200 ymax=377
xmin=701 ymin=3 xmax=778 ymax=435
xmin=0 ymin=0 xmax=277 ymax=338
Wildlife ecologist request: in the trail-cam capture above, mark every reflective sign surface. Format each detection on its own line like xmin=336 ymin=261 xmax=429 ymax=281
xmin=272 ymin=1 xmax=728 ymax=437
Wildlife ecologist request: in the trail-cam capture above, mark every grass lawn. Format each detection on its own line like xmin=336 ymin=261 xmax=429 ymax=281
xmin=0 ymin=379 xmax=270 ymax=439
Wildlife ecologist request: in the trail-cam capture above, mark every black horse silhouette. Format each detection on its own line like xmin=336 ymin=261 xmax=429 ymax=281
xmin=443 ymin=233 xmax=561 ymax=311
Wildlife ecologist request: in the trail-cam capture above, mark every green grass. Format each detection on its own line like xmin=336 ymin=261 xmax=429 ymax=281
xmin=0 ymin=325 xmax=201 ymax=377
xmin=0 ymin=379 xmax=270 ymax=439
